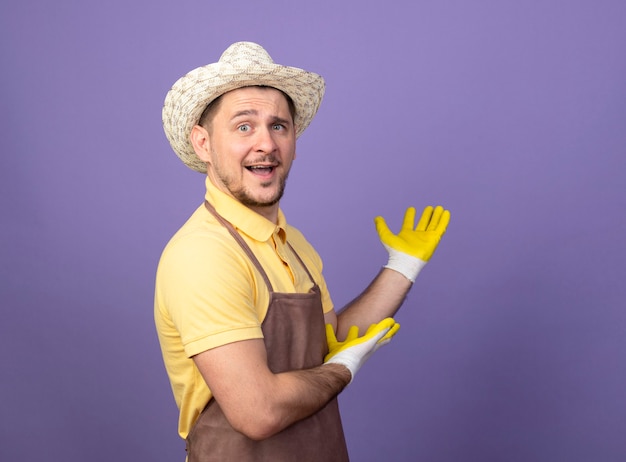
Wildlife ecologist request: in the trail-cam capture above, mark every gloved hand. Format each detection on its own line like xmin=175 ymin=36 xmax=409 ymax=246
xmin=374 ymin=205 xmax=450 ymax=282
xmin=324 ymin=318 xmax=400 ymax=383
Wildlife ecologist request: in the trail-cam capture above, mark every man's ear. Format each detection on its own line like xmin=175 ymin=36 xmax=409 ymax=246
xmin=190 ymin=125 xmax=212 ymax=162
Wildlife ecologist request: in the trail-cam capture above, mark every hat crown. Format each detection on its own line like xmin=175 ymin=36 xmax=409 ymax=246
xmin=218 ymin=42 xmax=275 ymax=69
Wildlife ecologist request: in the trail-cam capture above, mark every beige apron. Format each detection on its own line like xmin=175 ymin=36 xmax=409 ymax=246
xmin=185 ymin=202 xmax=349 ymax=461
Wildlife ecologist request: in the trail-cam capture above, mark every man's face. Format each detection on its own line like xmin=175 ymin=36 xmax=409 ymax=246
xmin=203 ymin=87 xmax=297 ymax=216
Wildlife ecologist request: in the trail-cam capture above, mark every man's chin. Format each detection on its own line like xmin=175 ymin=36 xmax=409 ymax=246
xmin=230 ymin=179 xmax=288 ymax=209
xmin=237 ymin=191 xmax=284 ymax=209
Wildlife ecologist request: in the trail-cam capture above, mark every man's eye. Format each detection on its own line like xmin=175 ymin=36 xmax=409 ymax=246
xmin=238 ymin=124 xmax=250 ymax=132
xmin=272 ymin=124 xmax=284 ymax=131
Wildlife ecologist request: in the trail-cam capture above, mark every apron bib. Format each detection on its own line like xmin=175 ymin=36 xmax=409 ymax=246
xmin=185 ymin=202 xmax=349 ymax=461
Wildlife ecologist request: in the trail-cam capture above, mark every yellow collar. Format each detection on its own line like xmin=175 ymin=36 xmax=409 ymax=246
xmin=204 ymin=176 xmax=288 ymax=243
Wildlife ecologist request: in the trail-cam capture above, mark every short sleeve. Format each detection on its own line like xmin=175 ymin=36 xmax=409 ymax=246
xmin=157 ymin=230 xmax=264 ymax=357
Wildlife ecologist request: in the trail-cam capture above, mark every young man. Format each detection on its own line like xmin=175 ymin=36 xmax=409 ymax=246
xmin=156 ymin=41 xmax=450 ymax=461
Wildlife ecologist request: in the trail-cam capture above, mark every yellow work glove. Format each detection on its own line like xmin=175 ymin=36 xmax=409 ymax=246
xmin=374 ymin=205 xmax=450 ymax=282
xmin=324 ymin=318 xmax=400 ymax=383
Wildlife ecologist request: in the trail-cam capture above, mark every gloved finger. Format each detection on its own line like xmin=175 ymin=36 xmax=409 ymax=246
xmin=364 ymin=318 xmax=396 ymax=339
xmin=370 ymin=327 xmax=392 ymax=347
xmin=345 ymin=325 xmax=360 ymax=342
xmin=325 ymin=323 xmax=338 ymax=344
xmin=436 ymin=209 xmax=451 ymax=235
xmin=378 ymin=322 xmax=400 ymax=344
xmin=401 ymin=207 xmax=417 ymax=233
xmin=416 ymin=206 xmax=434 ymax=231
xmin=374 ymin=216 xmax=395 ymax=242
xmin=429 ymin=206 xmax=450 ymax=236
xmin=426 ymin=206 xmax=444 ymax=231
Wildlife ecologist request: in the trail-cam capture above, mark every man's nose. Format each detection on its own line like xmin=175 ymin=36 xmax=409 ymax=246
xmin=253 ymin=127 xmax=278 ymax=152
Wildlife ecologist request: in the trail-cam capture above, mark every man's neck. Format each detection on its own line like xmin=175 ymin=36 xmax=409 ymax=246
xmin=248 ymin=203 xmax=279 ymax=224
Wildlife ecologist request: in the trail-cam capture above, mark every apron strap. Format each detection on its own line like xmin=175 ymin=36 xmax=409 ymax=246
xmin=204 ymin=200 xmax=274 ymax=293
xmin=286 ymin=242 xmax=317 ymax=287
xmin=203 ymin=201 xmax=319 ymax=292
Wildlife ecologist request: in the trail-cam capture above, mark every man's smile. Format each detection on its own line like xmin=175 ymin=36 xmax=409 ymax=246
xmin=246 ymin=165 xmax=276 ymax=174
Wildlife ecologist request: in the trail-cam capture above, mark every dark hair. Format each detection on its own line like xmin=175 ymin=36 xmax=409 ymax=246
xmin=198 ymin=86 xmax=296 ymax=132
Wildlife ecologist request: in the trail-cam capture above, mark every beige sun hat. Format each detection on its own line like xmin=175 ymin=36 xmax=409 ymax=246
xmin=162 ymin=41 xmax=326 ymax=173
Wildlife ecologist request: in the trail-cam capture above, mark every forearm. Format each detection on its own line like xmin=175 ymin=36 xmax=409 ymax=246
xmin=210 ymin=317 xmax=401 ymax=439
xmin=258 ymin=363 xmax=350 ymax=438
xmin=336 ymin=267 xmax=412 ymax=339
xmin=195 ymin=341 xmax=351 ymax=441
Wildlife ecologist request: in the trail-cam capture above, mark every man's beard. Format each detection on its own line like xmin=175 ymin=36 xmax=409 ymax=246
xmin=232 ymin=174 xmax=289 ymax=209
xmin=212 ymin=151 xmax=290 ymax=209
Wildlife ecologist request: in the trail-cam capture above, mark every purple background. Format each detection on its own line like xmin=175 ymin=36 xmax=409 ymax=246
xmin=2 ymin=1 xmax=625 ymax=461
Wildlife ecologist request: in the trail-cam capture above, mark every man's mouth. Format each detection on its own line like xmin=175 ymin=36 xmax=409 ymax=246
xmin=246 ymin=165 xmax=275 ymax=174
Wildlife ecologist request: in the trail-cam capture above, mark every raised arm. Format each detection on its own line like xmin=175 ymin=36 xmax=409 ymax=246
xmin=330 ymin=205 xmax=450 ymax=339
